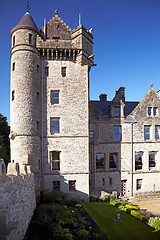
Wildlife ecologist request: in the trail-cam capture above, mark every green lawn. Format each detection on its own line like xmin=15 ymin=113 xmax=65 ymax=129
xmin=83 ymin=202 xmax=160 ymax=240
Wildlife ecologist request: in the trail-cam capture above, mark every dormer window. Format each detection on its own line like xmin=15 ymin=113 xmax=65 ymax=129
xmin=148 ymin=107 xmax=158 ymax=116
xmin=114 ymin=106 xmax=120 ymax=117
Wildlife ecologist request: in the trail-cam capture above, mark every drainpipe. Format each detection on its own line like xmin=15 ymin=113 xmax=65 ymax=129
xmin=41 ymin=56 xmax=44 ymax=192
xmin=131 ymin=123 xmax=133 ymax=197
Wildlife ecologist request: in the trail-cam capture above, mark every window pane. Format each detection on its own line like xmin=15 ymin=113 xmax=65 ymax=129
xmin=155 ymin=126 xmax=160 ymax=140
xmin=149 ymin=152 xmax=156 ymax=170
xmin=69 ymin=180 xmax=76 ymax=191
xmin=51 ymin=151 xmax=60 ymax=170
xmin=45 ymin=67 xmax=49 ymax=76
xmin=153 ymin=107 xmax=157 ymax=116
xmin=114 ymin=107 xmax=120 ymax=117
xmin=144 ymin=126 xmax=150 ymax=140
xmin=51 ymin=118 xmax=60 ymax=134
xmin=148 ymin=107 xmax=152 ymax=116
xmin=96 ymin=153 xmax=105 ymax=169
xmin=51 ymin=91 xmax=59 ymax=104
xmin=135 ymin=152 xmax=143 ymax=170
xmin=136 ymin=179 xmax=142 ymax=190
xmin=109 ymin=153 xmax=117 ymax=168
xmin=62 ymin=67 xmax=66 ymax=77
xmin=114 ymin=126 xmax=121 ymax=141
xmin=89 ymin=131 xmax=94 ymax=138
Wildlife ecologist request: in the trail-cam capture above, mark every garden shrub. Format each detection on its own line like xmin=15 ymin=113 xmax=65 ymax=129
xmin=90 ymin=196 xmax=99 ymax=202
xmin=64 ymin=233 xmax=73 ymax=240
xmin=130 ymin=210 xmax=147 ymax=222
xmin=115 ymin=202 xmax=121 ymax=207
xmin=51 ymin=224 xmax=64 ymax=239
xmin=76 ymin=229 xmax=90 ymax=239
xmin=147 ymin=217 xmax=160 ymax=231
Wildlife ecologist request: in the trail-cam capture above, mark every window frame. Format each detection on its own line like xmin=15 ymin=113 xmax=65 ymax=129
xmin=96 ymin=153 xmax=105 ymax=170
xmin=113 ymin=126 xmax=121 ymax=141
xmin=135 ymin=152 xmax=143 ymax=171
xmin=69 ymin=180 xmax=76 ymax=191
xmin=149 ymin=151 xmax=157 ymax=170
xmin=89 ymin=130 xmax=94 ymax=138
xmin=136 ymin=179 xmax=142 ymax=191
xmin=62 ymin=67 xmax=66 ymax=77
xmin=155 ymin=125 xmax=160 ymax=140
xmin=50 ymin=151 xmax=61 ymax=171
xmin=53 ymin=181 xmax=60 ymax=191
xmin=109 ymin=152 xmax=118 ymax=169
xmin=51 ymin=90 xmax=59 ymax=105
xmin=144 ymin=125 xmax=151 ymax=140
xmin=114 ymin=106 xmax=120 ymax=117
xmin=45 ymin=66 xmax=49 ymax=77
xmin=148 ymin=107 xmax=152 ymax=116
xmin=50 ymin=118 xmax=60 ymax=134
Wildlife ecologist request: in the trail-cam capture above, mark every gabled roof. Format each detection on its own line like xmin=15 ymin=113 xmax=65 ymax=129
xmin=10 ymin=12 xmax=41 ymax=37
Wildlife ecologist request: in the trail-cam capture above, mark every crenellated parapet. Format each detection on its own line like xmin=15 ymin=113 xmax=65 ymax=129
xmin=0 ymin=161 xmax=36 ymax=240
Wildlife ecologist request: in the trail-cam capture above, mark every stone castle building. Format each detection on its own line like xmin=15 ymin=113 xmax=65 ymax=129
xmin=9 ymin=10 xmax=160 ymax=200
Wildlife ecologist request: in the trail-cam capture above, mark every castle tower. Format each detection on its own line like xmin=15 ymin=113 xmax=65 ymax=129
xmin=10 ymin=10 xmax=94 ymax=200
xmin=10 ymin=12 xmax=42 ymax=185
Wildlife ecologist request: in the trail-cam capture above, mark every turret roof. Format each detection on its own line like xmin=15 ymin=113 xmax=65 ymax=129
xmin=10 ymin=12 xmax=41 ymax=37
xmin=17 ymin=12 xmax=38 ymax=30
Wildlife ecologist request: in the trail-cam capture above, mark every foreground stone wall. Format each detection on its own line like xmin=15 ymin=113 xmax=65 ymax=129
xmin=0 ymin=161 xmax=36 ymax=240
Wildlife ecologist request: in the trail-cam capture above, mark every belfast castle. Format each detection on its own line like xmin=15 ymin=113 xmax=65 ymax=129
xmin=9 ymin=10 xmax=160 ymax=201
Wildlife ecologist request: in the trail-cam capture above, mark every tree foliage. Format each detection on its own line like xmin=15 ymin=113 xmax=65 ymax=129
xmin=0 ymin=113 xmax=10 ymax=166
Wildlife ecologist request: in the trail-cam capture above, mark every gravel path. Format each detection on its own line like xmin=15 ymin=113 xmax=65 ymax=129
xmin=133 ymin=199 xmax=160 ymax=216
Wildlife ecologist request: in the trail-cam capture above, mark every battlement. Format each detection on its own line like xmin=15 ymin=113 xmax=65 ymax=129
xmin=0 ymin=161 xmax=36 ymax=240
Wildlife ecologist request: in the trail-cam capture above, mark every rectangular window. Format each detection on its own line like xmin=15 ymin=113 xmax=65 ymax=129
xmin=36 ymin=92 xmax=39 ymax=102
xmin=113 ymin=126 xmax=121 ymax=141
xmin=136 ymin=179 xmax=142 ymax=190
xmin=153 ymin=107 xmax=157 ymax=116
xmin=45 ymin=67 xmax=49 ymax=77
xmin=135 ymin=152 xmax=143 ymax=170
xmin=102 ymin=178 xmax=105 ymax=185
xmin=12 ymin=62 xmax=15 ymax=71
xmin=53 ymin=181 xmax=60 ymax=191
xmin=96 ymin=153 xmax=105 ymax=170
xmin=114 ymin=107 xmax=120 ymax=117
xmin=109 ymin=153 xmax=117 ymax=169
xmin=51 ymin=151 xmax=60 ymax=171
xmin=69 ymin=180 xmax=76 ymax=191
xmin=89 ymin=131 xmax=94 ymax=138
xmin=51 ymin=91 xmax=59 ymax=104
xmin=155 ymin=126 xmax=160 ymax=140
xmin=109 ymin=178 xmax=112 ymax=185
xmin=62 ymin=67 xmax=66 ymax=77
xmin=144 ymin=125 xmax=151 ymax=140
xmin=12 ymin=90 xmax=15 ymax=101
xmin=148 ymin=107 xmax=152 ymax=116
xmin=29 ymin=33 xmax=32 ymax=44
xmin=50 ymin=118 xmax=60 ymax=134
xmin=149 ymin=151 xmax=156 ymax=170
xmin=13 ymin=36 xmax=15 ymax=46
xmin=36 ymin=121 xmax=39 ymax=131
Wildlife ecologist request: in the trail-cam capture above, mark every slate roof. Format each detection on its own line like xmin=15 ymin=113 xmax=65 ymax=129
xmin=10 ymin=12 xmax=41 ymax=37
xmin=17 ymin=12 xmax=38 ymax=30
xmin=90 ymin=101 xmax=139 ymax=121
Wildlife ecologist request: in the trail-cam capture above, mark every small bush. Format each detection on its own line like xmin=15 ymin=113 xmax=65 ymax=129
xmin=148 ymin=217 xmax=160 ymax=231
xmin=76 ymin=229 xmax=90 ymax=239
xmin=90 ymin=196 xmax=99 ymax=202
xmin=64 ymin=233 xmax=73 ymax=240
xmin=130 ymin=210 xmax=147 ymax=222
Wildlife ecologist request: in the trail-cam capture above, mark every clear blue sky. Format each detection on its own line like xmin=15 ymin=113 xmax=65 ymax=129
xmin=1 ymin=0 xmax=160 ymax=124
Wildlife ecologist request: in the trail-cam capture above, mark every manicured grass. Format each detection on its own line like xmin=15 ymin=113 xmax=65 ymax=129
xmin=83 ymin=202 xmax=160 ymax=240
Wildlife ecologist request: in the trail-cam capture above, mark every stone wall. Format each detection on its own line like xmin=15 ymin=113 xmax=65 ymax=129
xmin=0 ymin=161 xmax=36 ymax=240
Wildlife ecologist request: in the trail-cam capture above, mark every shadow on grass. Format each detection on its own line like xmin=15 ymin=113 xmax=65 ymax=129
xmin=83 ymin=202 xmax=160 ymax=240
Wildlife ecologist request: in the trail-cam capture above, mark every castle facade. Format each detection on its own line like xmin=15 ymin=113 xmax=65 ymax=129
xmin=10 ymin=11 xmax=160 ymax=200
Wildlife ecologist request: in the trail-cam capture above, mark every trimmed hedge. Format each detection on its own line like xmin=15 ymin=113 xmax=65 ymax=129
xmin=131 ymin=210 xmax=149 ymax=223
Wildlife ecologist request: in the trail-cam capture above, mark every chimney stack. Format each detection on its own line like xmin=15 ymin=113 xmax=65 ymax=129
xmin=99 ymin=94 xmax=107 ymax=102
